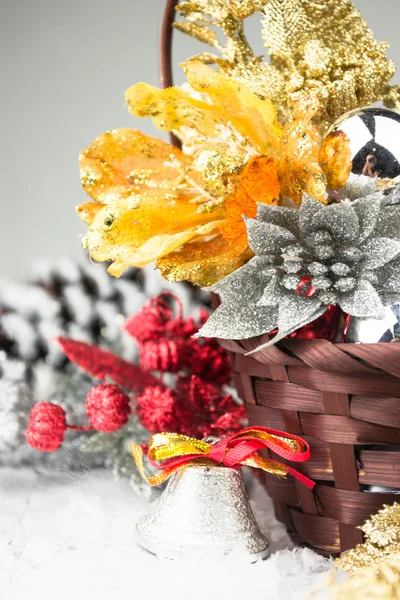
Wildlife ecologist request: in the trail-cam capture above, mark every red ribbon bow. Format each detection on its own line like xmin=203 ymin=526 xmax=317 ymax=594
xmin=131 ymin=426 xmax=315 ymax=489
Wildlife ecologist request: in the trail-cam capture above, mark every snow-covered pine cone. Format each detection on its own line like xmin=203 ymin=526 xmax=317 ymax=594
xmin=0 ymin=258 xmax=209 ymax=469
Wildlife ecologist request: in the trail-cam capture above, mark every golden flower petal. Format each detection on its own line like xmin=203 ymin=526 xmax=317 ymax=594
xmin=79 ymin=128 xmax=194 ymax=205
xmin=182 ymin=61 xmax=282 ymax=155
xmin=278 ymin=95 xmax=327 ymax=203
xmin=76 ymin=202 xmax=103 ymax=225
xmin=157 ymin=235 xmax=253 ymax=287
xmin=222 ymin=156 xmax=280 ymax=241
xmin=83 ymin=195 xmax=225 ymax=277
xmin=107 ymin=220 xmax=224 ymax=276
xmin=125 ymin=83 xmax=221 ymax=138
xmin=319 ymin=130 xmax=352 ymax=190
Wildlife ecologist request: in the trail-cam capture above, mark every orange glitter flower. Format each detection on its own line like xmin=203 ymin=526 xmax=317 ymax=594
xmin=78 ymin=61 xmax=346 ymax=285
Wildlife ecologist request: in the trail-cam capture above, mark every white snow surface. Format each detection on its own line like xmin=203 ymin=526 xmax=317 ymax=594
xmin=0 ymin=468 xmax=337 ymax=600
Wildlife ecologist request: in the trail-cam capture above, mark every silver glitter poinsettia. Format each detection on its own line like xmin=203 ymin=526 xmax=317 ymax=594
xmin=197 ymin=190 xmax=400 ymax=351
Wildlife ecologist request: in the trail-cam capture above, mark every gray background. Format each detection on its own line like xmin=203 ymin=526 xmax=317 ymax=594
xmin=1 ymin=0 xmax=399 ymax=279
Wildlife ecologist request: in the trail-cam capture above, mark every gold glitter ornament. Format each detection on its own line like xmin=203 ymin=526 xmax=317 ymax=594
xmin=226 ymin=0 xmax=267 ymax=19
xmin=335 ymin=503 xmax=400 ymax=574
xmin=175 ymin=0 xmax=399 ymax=131
xmin=261 ymin=0 xmax=397 ymax=128
xmin=309 ymin=560 xmax=400 ymax=600
xmin=175 ymin=0 xmax=255 ymax=65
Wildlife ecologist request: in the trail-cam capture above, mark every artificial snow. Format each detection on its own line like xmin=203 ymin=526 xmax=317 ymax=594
xmin=1 ymin=468 xmax=336 ymax=600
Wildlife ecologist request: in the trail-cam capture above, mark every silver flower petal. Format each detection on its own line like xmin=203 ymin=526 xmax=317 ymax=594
xmin=211 ymin=257 xmax=269 ymax=302
xmin=338 ymin=247 xmax=363 ymax=262
xmin=362 ymin=237 xmax=400 ymax=269
xmin=312 ymin=202 xmax=359 ymax=244
xmin=197 ymin=303 xmax=278 ymax=340
xmin=246 ymin=306 xmax=327 ymax=355
xmin=256 ymin=203 xmax=299 ymax=235
xmin=377 ymin=258 xmax=400 ymax=293
xmin=352 ymin=195 xmax=381 ymax=242
xmin=245 ymin=219 xmax=296 ymax=255
xmin=312 ymin=276 xmax=332 ymax=290
xmin=299 ymin=195 xmax=324 ymax=238
xmin=256 ymin=276 xmax=282 ymax=307
xmin=330 ymin=263 xmax=351 ymax=276
xmin=334 ymin=277 xmax=356 ymax=292
xmin=284 ymin=260 xmax=303 ymax=274
xmin=340 ymin=279 xmax=385 ymax=318
xmin=308 ymin=262 xmax=329 ymax=275
xmin=381 ymin=185 xmax=400 ymax=207
xmin=375 ymin=206 xmax=400 ymax=240
xmin=277 ymin=294 xmax=322 ymax=331
xmin=281 ymin=274 xmax=301 ymax=290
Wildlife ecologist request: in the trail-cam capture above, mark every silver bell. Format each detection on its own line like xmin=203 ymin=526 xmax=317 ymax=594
xmin=135 ymin=465 xmax=270 ymax=561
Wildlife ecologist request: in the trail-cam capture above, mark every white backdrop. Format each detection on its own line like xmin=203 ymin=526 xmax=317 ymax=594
xmin=1 ymin=0 xmax=399 ymax=278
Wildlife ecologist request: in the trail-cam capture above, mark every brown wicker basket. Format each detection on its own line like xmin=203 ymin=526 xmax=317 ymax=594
xmin=161 ymin=1 xmax=400 ymax=556
xmin=218 ymin=335 xmax=400 ymax=555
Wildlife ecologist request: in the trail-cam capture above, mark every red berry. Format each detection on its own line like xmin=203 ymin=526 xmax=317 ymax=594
xmin=86 ymin=384 xmax=131 ymax=433
xmin=135 ymin=386 xmax=178 ymax=434
xmin=26 ymin=402 xmax=67 ymax=452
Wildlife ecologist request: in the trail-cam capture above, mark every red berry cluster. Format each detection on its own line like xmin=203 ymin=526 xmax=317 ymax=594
xmin=128 ymin=294 xmax=244 ymax=439
xmin=26 ymin=385 xmax=131 ymax=452
xmin=136 ymin=375 xmax=245 ymax=440
xmin=26 ymin=293 xmax=245 ymax=453
xmin=127 ymin=295 xmax=232 ymax=387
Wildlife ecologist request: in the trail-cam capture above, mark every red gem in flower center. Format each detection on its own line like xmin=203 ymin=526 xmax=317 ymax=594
xmin=295 ymin=275 xmax=317 ymax=297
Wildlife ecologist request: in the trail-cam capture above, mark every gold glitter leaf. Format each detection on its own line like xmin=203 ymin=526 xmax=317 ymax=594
xmin=175 ymin=2 xmax=205 ymax=18
xmin=310 ymin=561 xmax=400 ymax=600
xmin=176 ymin=0 xmax=255 ymax=64
xmin=174 ymin=22 xmax=220 ymax=48
xmin=262 ymin=0 xmax=309 ymax=61
xmin=187 ymin=52 xmax=220 ymax=65
xmin=384 ymin=85 xmax=400 ymax=111
xmin=335 ymin=503 xmax=400 ymax=574
xmin=226 ymin=0 xmax=268 ymax=19
xmin=261 ymin=0 xmax=397 ymax=127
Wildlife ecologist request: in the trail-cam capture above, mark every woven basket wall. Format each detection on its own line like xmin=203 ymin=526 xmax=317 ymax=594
xmin=218 ymin=335 xmax=400 ymax=555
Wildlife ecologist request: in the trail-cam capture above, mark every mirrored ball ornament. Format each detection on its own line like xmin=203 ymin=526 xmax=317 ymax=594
xmin=329 ymin=107 xmax=400 ymax=181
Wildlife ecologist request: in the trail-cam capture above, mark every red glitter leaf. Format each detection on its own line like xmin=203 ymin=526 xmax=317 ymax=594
xmin=55 ymin=337 xmax=158 ymax=390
